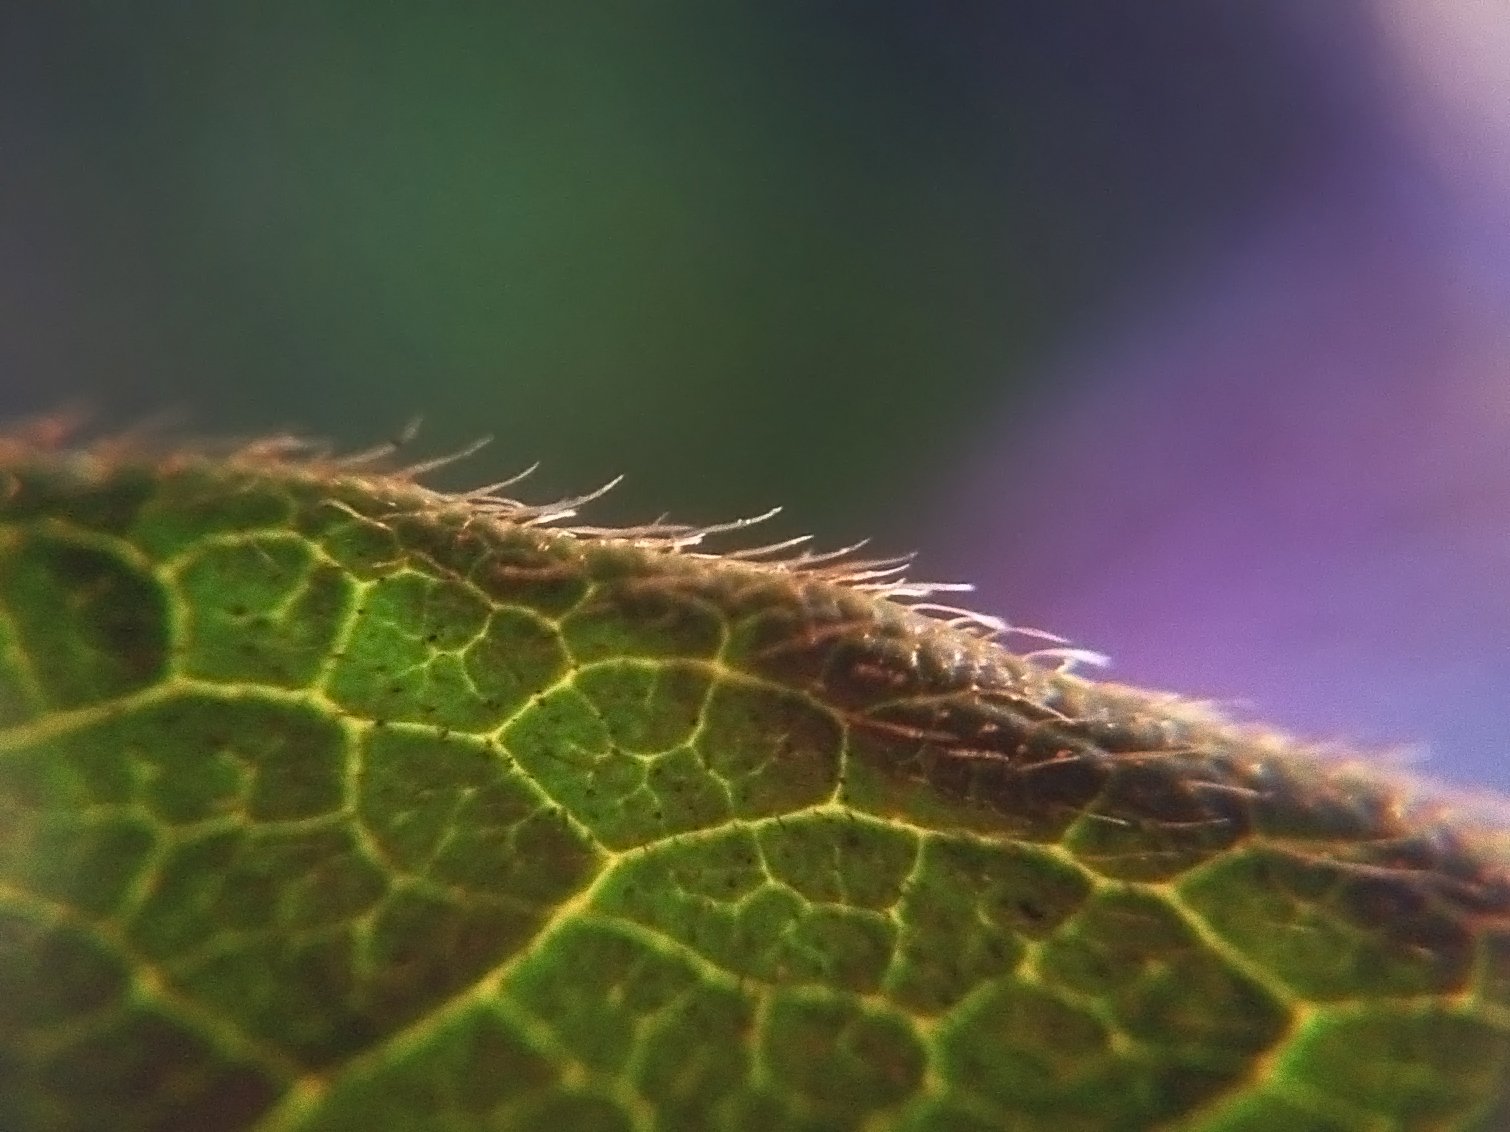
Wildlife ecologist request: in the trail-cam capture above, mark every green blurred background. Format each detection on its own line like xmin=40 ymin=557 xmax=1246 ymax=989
xmin=0 ymin=4 xmax=1335 ymax=541
xmin=6 ymin=5 xmax=1510 ymax=787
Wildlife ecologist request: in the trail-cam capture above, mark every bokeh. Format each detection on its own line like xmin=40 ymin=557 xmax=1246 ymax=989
xmin=3 ymin=5 xmax=1506 ymax=789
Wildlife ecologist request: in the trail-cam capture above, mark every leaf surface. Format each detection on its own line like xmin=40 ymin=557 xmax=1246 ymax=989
xmin=0 ymin=436 xmax=1507 ymax=1131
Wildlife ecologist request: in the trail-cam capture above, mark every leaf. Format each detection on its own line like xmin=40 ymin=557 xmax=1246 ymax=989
xmin=0 ymin=431 xmax=1507 ymax=1132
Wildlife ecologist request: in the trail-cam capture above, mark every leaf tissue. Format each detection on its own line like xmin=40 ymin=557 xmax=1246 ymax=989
xmin=0 ymin=428 xmax=1506 ymax=1131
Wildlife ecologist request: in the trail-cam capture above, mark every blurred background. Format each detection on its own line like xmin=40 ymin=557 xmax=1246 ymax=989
xmin=2 ymin=4 xmax=1507 ymax=789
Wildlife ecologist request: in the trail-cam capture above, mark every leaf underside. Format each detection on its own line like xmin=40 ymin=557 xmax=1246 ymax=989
xmin=0 ymin=438 xmax=1507 ymax=1132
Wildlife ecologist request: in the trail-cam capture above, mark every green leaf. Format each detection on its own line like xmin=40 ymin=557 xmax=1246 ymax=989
xmin=1 ymin=434 xmax=1507 ymax=1131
